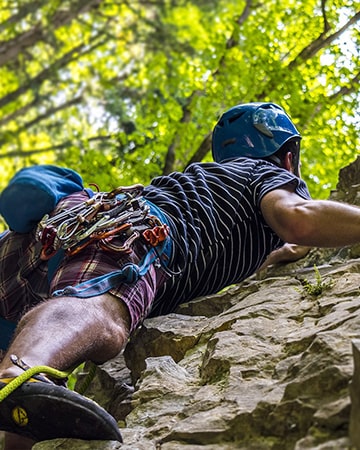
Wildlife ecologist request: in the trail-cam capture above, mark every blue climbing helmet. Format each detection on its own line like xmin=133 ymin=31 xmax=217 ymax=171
xmin=212 ymin=102 xmax=301 ymax=163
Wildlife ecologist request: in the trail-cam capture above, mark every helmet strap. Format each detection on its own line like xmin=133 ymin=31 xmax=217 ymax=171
xmin=268 ymin=154 xmax=282 ymax=167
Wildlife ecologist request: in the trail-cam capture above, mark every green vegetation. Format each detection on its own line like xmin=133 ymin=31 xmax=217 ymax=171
xmin=299 ymin=265 xmax=334 ymax=297
xmin=0 ymin=0 xmax=359 ymax=198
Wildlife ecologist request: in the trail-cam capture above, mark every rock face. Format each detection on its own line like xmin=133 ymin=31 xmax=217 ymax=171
xmin=34 ymin=157 xmax=360 ymax=450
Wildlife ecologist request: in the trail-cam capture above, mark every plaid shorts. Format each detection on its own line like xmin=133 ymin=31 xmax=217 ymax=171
xmin=0 ymin=230 xmax=48 ymax=322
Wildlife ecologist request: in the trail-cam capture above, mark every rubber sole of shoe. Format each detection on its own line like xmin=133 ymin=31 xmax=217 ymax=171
xmin=0 ymin=380 xmax=122 ymax=442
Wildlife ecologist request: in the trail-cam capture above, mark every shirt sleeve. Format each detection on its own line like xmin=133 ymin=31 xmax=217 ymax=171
xmin=251 ymin=160 xmax=312 ymax=208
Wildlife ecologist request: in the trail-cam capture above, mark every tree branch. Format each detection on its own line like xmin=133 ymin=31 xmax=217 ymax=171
xmin=0 ymin=0 xmax=103 ymax=67
xmin=0 ymin=34 xmax=107 ymax=110
xmin=165 ymin=0 xmax=254 ymax=173
xmin=212 ymin=0 xmax=253 ymax=77
xmin=288 ymin=10 xmax=360 ymax=68
xmin=162 ymin=90 xmax=202 ymax=175
xmin=0 ymin=133 xmax=114 ymax=159
xmin=16 ymin=96 xmax=83 ymax=134
xmin=0 ymin=1 xmax=47 ymax=32
xmin=185 ymin=132 xmax=212 ymax=166
xmin=320 ymin=0 xmax=331 ymax=33
xmin=0 ymin=97 xmax=39 ymax=127
xmin=329 ymin=70 xmax=360 ymax=101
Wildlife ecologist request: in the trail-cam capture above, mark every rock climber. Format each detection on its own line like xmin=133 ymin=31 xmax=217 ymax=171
xmin=0 ymin=102 xmax=359 ymax=449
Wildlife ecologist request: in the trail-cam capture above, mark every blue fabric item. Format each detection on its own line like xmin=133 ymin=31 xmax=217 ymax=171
xmin=0 ymin=317 xmax=16 ymax=351
xmin=0 ymin=165 xmax=84 ymax=233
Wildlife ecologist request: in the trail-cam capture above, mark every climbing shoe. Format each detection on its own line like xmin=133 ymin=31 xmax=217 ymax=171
xmin=0 ymin=378 xmax=122 ymax=442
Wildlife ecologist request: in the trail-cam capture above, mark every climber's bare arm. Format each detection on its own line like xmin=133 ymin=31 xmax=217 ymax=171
xmin=260 ymin=187 xmax=360 ymax=247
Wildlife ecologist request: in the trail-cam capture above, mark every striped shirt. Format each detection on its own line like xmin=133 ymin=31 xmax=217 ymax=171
xmin=143 ymin=158 xmax=311 ymax=316
xmin=0 ymin=159 xmax=310 ymax=323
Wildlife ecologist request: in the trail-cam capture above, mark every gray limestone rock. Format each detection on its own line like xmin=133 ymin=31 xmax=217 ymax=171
xmin=33 ymin=156 xmax=360 ymax=450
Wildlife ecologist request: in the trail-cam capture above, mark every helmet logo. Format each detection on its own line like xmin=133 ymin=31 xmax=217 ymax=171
xmin=253 ymin=123 xmax=274 ymax=138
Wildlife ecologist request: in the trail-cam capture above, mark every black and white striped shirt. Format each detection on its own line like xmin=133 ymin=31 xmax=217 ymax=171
xmin=143 ymin=157 xmax=311 ymax=316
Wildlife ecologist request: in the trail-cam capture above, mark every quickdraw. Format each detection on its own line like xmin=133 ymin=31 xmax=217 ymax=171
xmin=36 ymin=184 xmax=169 ymax=261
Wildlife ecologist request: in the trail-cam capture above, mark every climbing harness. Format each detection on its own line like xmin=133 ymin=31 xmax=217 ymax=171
xmin=36 ymin=184 xmax=172 ymax=295
xmin=36 ymin=184 xmax=169 ymax=261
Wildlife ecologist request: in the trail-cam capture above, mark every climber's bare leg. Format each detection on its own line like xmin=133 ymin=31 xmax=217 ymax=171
xmin=0 ymin=293 xmax=131 ymax=377
xmin=0 ymin=293 xmax=130 ymax=450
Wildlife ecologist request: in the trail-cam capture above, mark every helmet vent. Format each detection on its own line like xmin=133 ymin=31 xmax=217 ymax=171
xmin=222 ymin=138 xmax=236 ymax=147
xmin=228 ymin=112 xmax=246 ymax=124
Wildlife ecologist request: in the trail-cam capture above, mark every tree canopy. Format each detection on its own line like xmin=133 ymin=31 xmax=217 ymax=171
xmin=0 ymin=0 xmax=359 ymax=198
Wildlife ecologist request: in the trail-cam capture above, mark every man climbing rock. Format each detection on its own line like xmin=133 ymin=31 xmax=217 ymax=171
xmin=0 ymin=102 xmax=359 ymax=449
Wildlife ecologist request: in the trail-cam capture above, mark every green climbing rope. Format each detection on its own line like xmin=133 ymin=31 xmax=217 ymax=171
xmin=0 ymin=364 xmax=71 ymax=402
xmin=0 ymin=353 xmax=99 ymax=403
xmin=76 ymin=362 xmax=97 ymax=395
